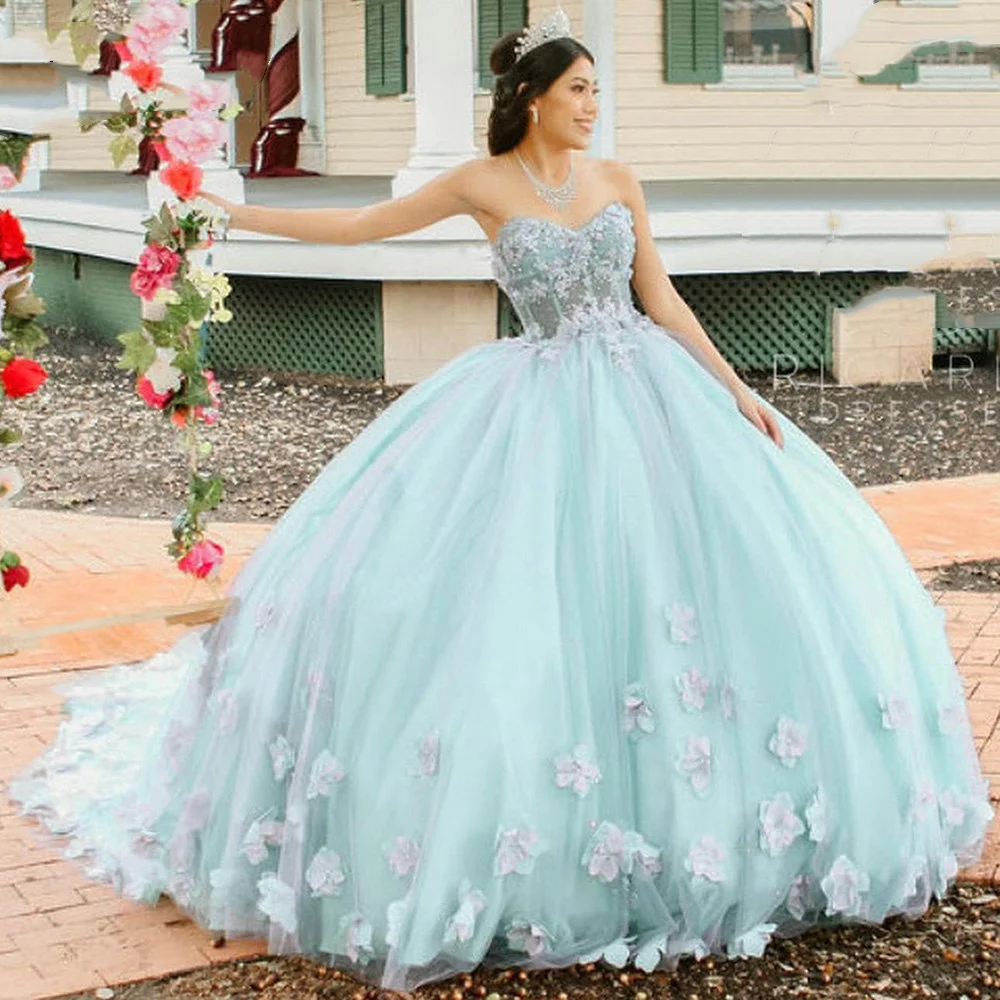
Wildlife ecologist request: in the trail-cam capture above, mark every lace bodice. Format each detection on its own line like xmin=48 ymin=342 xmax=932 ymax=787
xmin=490 ymin=201 xmax=645 ymax=358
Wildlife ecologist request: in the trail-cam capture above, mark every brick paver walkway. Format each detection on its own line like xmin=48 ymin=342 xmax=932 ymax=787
xmin=1 ymin=473 xmax=999 ymax=999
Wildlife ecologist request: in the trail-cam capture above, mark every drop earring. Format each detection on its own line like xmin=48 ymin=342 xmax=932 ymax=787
xmin=531 ymin=106 xmax=539 ymax=125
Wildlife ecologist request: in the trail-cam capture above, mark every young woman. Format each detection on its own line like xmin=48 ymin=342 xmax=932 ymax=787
xmin=11 ymin=10 xmax=992 ymax=995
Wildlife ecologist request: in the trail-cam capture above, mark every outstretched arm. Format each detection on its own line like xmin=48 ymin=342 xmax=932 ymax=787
xmin=611 ymin=161 xmax=783 ymax=447
xmin=199 ymin=159 xmax=480 ymax=244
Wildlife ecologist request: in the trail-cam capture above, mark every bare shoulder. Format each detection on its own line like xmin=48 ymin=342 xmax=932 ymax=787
xmin=591 ymin=158 xmax=643 ymax=204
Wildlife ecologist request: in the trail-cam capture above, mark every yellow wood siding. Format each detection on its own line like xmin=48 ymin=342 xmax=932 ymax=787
xmin=617 ymin=0 xmax=1000 ymax=179
xmin=323 ymin=0 xmax=414 ymax=175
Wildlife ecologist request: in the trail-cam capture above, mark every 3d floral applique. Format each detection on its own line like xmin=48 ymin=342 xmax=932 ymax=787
xmin=909 ymin=782 xmax=938 ymax=823
xmin=583 ymin=821 xmax=628 ymax=883
xmin=730 ymin=922 xmax=778 ymax=959
xmin=623 ymin=683 xmax=655 ymax=737
xmin=385 ymin=899 xmax=408 ymax=948
xmin=414 ymin=733 xmax=440 ymax=777
xmin=306 ymin=847 xmax=347 ymax=897
xmin=676 ymin=736 xmax=712 ymax=795
xmin=785 ymin=873 xmax=811 ymax=920
xmin=254 ymin=599 xmax=276 ymax=631
xmin=937 ymin=702 xmax=967 ymax=735
xmin=580 ymin=937 xmax=633 ymax=968
xmin=269 ymin=734 xmax=296 ymax=782
xmin=720 ymin=679 xmax=737 ymax=722
xmin=554 ymin=744 xmax=602 ymax=797
xmin=340 ymin=912 xmax=374 ymax=964
xmin=758 ymin=793 xmax=806 ymax=856
xmin=939 ymin=788 xmax=967 ymax=829
xmin=209 ymin=688 xmax=240 ymax=735
xmin=385 ymin=836 xmax=421 ymax=878
xmin=257 ymin=872 xmax=298 ymax=934
xmin=306 ymin=749 xmax=346 ymax=799
xmin=443 ymin=879 xmax=487 ymax=944
xmin=685 ymin=834 xmax=726 ymax=883
xmin=820 ymin=855 xmax=870 ymax=917
xmin=667 ymin=601 xmax=698 ymax=643
xmin=178 ymin=789 xmax=211 ymax=832
xmin=805 ymin=788 xmax=828 ymax=843
xmin=878 ymin=692 xmax=913 ymax=730
xmin=676 ymin=668 xmax=711 ymax=712
xmin=242 ymin=814 xmax=285 ymax=865
xmin=506 ymin=920 xmax=551 ymax=957
xmin=494 ymin=827 xmax=542 ymax=876
xmin=768 ymin=717 xmax=807 ymax=768
xmin=581 ymin=822 xmax=662 ymax=883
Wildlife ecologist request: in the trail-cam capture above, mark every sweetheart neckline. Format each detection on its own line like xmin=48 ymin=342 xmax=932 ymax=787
xmin=490 ymin=199 xmax=632 ymax=249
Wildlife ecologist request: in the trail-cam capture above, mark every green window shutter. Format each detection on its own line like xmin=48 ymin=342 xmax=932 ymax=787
xmin=663 ymin=0 xmax=722 ymax=84
xmin=478 ymin=0 xmax=528 ymax=89
xmin=365 ymin=0 xmax=407 ymax=96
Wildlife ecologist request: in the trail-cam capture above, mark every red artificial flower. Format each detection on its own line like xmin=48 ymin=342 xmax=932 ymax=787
xmin=0 ymin=210 xmax=32 ymax=272
xmin=136 ymin=375 xmax=174 ymax=409
xmin=177 ymin=539 xmax=224 ymax=579
xmin=170 ymin=405 xmax=190 ymax=429
xmin=1 ymin=357 xmax=47 ymax=398
xmin=113 ymin=40 xmax=132 ymax=62
xmin=129 ymin=242 xmax=181 ymax=302
xmin=160 ymin=159 xmax=202 ymax=201
xmin=125 ymin=60 xmax=163 ymax=93
xmin=193 ymin=369 xmax=222 ymax=425
xmin=2 ymin=563 xmax=29 ymax=592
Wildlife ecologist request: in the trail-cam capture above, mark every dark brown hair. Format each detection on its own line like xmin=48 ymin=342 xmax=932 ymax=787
xmin=486 ymin=31 xmax=595 ymax=156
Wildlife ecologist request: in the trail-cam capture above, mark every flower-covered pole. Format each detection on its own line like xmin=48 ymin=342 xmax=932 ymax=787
xmin=56 ymin=0 xmax=241 ymax=584
xmin=0 ymin=203 xmax=49 ymax=603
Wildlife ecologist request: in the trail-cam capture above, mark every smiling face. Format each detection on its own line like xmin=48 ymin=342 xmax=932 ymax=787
xmin=531 ymin=55 xmax=599 ymax=150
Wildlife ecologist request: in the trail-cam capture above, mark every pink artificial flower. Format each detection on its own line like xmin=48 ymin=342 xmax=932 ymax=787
xmin=159 ymin=115 xmax=227 ymax=164
xmin=136 ymin=375 xmax=174 ymax=409
xmin=177 ymin=539 xmax=224 ymax=579
xmin=130 ymin=243 xmax=182 ymax=301
xmin=187 ymin=80 xmax=229 ymax=117
xmin=131 ymin=0 xmax=189 ymax=55
xmin=0 ymin=166 xmax=17 ymax=191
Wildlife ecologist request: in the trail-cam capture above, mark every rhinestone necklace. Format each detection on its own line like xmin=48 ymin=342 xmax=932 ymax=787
xmin=514 ymin=149 xmax=576 ymax=211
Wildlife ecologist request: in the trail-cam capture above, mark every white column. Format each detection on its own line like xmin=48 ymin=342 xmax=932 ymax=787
xmin=297 ymin=0 xmax=327 ymax=173
xmin=584 ymin=0 xmax=615 ymax=159
xmin=391 ymin=0 xmax=478 ymax=198
xmin=0 ymin=2 xmax=14 ymax=41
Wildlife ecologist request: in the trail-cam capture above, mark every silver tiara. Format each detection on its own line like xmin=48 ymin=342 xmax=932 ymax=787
xmin=514 ymin=7 xmax=573 ymax=63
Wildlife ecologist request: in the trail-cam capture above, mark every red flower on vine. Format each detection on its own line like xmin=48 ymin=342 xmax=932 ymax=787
xmin=2 ymin=563 xmax=29 ymax=592
xmin=0 ymin=210 xmax=32 ymax=272
xmin=1 ymin=357 xmax=47 ymax=399
xmin=177 ymin=539 xmax=224 ymax=579
xmin=136 ymin=375 xmax=174 ymax=409
xmin=125 ymin=60 xmax=164 ymax=93
xmin=160 ymin=159 xmax=202 ymax=201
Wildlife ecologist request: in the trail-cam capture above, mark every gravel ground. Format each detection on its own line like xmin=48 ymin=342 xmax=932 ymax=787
xmin=6 ymin=327 xmax=1000 ymax=525
xmin=55 ymin=883 xmax=1000 ymax=1000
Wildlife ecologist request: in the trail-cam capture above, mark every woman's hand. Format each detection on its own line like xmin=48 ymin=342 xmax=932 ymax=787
xmin=195 ymin=189 xmax=236 ymax=215
xmin=733 ymin=385 xmax=785 ymax=450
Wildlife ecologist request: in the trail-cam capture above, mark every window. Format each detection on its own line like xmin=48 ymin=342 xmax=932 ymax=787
xmin=723 ymin=0 xmax=813 ymax=71
xmin=365 ymin=0 xmax=407 ymax=96
xmin=477 ymin=0 xmax=527 ymax=90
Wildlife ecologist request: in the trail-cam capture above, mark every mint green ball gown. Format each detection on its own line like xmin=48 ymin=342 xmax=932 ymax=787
xmin=9 ymin=200 xmax=993 ymax=991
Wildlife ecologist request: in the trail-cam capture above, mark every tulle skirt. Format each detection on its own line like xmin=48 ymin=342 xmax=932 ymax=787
xmin=9 ymin=315 xmax=993 ymax=991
